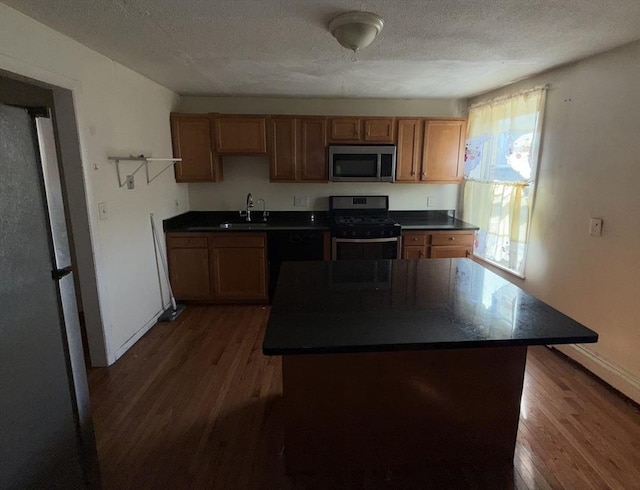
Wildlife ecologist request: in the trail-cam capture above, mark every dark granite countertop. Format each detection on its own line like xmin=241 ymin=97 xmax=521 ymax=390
xmin=164 ymin=210 xmax=478 ymax=232
xmin=163 ymin=211 xmax=330 ymax=232
xmin=262 ymin=259 xmax=598 ymax=355
xmin=390 ymin=211 xmax=478 ymax=231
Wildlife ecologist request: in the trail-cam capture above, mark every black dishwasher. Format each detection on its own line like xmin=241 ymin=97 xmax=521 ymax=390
xmin=268 ymin=230 xmax=324 ymax=301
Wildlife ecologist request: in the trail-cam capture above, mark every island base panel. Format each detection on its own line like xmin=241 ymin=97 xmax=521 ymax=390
xmin=282 ymin=346 xmax=527 ymax=474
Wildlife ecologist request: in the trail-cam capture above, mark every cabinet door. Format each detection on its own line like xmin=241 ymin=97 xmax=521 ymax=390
xmin=167 ymin=239 xmax=212 ymax=300
xmin=396 ymin=119 xmax=422 ymax=182
xmin=211 ymin=247 xmax=267 ymax=302
xmin=421 ymin=120 xmax=465 ymax=182
xmin=214 ymin=116 xmax=268 ymax=154
xmin=363 ymin=118 xmax=395 ymax=142
xmin=299 ymin=118 xmax=328 ymax=181
xmin=329 ymin=118 xmax=361 ymax=142
xmin=402 ymin=231 xmax=428 ymax=258
xmin=403 ymin=246 xmax=425 ymax=259
xmin=270 ymin=117 xmax=297 ymax=181
xmin=170 ymin=114 xmax=221 ymax=182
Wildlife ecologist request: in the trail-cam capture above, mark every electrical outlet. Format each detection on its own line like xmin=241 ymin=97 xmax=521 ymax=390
xmin=98 ymin=202 xmax=108 ymax=220
xmin=589 ymin=218 xmax=603 ymax=236
xmin=294 ymin=195 xmax=309 ymax=207
xmin=427 ymin=196 xmax=435 ymax=207
xmin=126 ymin=175 xmax=135 ymax=189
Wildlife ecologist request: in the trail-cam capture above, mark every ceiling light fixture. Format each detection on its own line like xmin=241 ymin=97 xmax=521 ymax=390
xmin=328 ymin=11 xmax=384 ymax=52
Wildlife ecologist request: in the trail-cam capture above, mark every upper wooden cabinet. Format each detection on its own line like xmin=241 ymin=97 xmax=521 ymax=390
xmin=363 ymin=118 xmax=395 ymax=142
xmin=328 ymin=117 xmax=395 ymax=143
xmin=170 ymin=113 xmax=222 ymax=182
xmin=395 ymin=119 xmax=465 ymax=183
xmin=270 ymin=117 xmax=297 ymax=181
xmin=214 ymin=116 xmax=268 ymax=154
xmin=396 ymin=119 xmax=423 ymax=182
xmin=329 ymin=117 xmax=361 ymax=142
xmin=270 ymin=116 xmax=327 ymax=182
xmin=421 ymin=120 xmax=465 ymax=182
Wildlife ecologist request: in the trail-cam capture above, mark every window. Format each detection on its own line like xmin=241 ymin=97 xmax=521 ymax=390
xmin=462 ymin=87 xmax=547 ymax=277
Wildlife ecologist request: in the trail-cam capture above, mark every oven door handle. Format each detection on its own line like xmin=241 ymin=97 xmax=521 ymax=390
xmin=333 ymin=237 xmax=399 ymax=244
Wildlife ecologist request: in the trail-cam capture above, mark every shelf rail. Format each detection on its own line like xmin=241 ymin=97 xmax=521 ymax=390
xmin=107 ymin=155 xmax=182 ymax=188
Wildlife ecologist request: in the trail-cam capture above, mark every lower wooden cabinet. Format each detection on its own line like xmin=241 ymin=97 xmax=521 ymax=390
xmin=167 ymin=235 xmax=212 ymax=300
xmin=166 ymin=232 xmax=268 ymax=304
xmin=210 ymin=234 xmax=267 ymax=302
xmin=402 ymin=231 xmax=474 ymax=259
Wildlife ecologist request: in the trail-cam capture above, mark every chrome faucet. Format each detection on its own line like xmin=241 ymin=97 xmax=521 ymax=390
xmin=245 ymin=193 xmax=254 ymax=222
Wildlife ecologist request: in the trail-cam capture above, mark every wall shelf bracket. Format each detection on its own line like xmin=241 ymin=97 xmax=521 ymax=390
xmin=108 ymin=155 xmax=182 ymax=188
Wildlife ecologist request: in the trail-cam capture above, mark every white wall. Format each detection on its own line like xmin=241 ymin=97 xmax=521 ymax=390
xmin=0 ymin=4 xmax=186 ymax=365
xmin=181 ymin=96 xmax=465 ymax=212
xmin=469 ymin=41 xmax=640 ymax=402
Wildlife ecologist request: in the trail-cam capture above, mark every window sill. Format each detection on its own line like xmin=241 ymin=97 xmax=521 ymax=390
xmin=471 ymin=255 xmax=526 ymax=280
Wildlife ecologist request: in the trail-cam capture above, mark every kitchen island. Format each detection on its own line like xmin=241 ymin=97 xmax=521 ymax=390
xmin=262 ymin=259 xmax=598 ymax=474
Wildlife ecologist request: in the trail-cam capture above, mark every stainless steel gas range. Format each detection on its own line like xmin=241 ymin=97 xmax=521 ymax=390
xmin=329 ymin=195 xmax=402 ymax=261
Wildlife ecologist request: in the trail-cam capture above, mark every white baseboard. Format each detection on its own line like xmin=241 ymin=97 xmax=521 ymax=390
xmin=110 ymin=303 xmax=171 ymax=364
xmin=553 ymin=344 xmax=640 ymax=404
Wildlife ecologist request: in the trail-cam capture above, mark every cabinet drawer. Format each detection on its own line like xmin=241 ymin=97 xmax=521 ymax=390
xmin=212 ymin=233 xmax=266 ymax=248
xmin=402 ymin=232 xmax=428 ymax=247
xmin=167 ymin=236 xmax=208 ymax=248
xmin=430 ymin=233 xmax=474 ymax=247
xmin=430 ymin=246 xmax=472 ymax=259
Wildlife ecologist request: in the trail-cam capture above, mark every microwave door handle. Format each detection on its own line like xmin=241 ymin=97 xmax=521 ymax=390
xmin=377 ymin=154 xmax=382 ymax=181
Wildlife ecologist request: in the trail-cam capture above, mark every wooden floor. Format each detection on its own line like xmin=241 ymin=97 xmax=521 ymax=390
xmin=88 ymin=306 xmax=640 ymax=489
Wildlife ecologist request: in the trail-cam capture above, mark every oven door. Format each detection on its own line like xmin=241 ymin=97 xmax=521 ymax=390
xmin=332 ymin=237 xmax=401 ymax=261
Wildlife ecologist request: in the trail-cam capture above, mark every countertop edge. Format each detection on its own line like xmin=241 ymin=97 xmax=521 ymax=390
xmin=262 ymin=335 xmax=599 ymax=356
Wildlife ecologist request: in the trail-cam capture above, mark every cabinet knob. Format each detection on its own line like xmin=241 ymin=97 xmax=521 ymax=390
xmin=412 ymin=237 xmax=418 ymax=241
xmin=421 ymin=172 xmax=426 ymax=176
xmin=410 ymin=171 xmax=415 ymax=176
xmin=449 ymin=236 xmax=455 ymax=241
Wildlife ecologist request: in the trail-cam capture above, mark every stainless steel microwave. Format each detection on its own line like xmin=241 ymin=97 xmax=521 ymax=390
xmin=329 ymin=145 xmax=396 ymax=182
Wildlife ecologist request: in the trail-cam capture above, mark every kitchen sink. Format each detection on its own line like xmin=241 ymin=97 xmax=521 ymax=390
xmin=186 ymin=222 xmax=269 ymax=231
xmin=218 ymin=222 xmax=268 ymax=229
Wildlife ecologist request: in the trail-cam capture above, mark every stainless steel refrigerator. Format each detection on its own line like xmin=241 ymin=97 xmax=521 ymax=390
xmin=0 ymin=103 xmax=99 ymax=488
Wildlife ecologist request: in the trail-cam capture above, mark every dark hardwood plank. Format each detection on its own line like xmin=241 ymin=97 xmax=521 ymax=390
xmin=89 ymin=306 xmax=640 ymax=489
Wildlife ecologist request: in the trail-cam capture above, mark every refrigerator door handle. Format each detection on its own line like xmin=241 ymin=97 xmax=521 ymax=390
xmin=52 ymin=265 xmax=73 ymax=280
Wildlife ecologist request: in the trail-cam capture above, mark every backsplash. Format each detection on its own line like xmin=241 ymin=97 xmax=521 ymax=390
xmin=188 ymin=156 xmax=461 ymax=212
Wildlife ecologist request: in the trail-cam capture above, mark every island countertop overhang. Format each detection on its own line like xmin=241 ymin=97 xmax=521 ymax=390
xmin=262 ymin=259 xmax=598 ymax=356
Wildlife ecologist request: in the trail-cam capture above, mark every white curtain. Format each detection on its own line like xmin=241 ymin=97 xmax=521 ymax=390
xmin=463 ymin=87 xmax=547 ymax=276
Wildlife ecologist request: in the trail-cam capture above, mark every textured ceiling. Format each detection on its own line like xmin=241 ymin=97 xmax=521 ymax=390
xmin=4 ymin=0 xmax=640 ymax=98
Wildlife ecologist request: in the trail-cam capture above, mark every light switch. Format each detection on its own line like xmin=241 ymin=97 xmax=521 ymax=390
xmin=589 ymin=218 xmax=603 ymax=236
xmin=98 ymin=202 xmax=108 ymax=220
